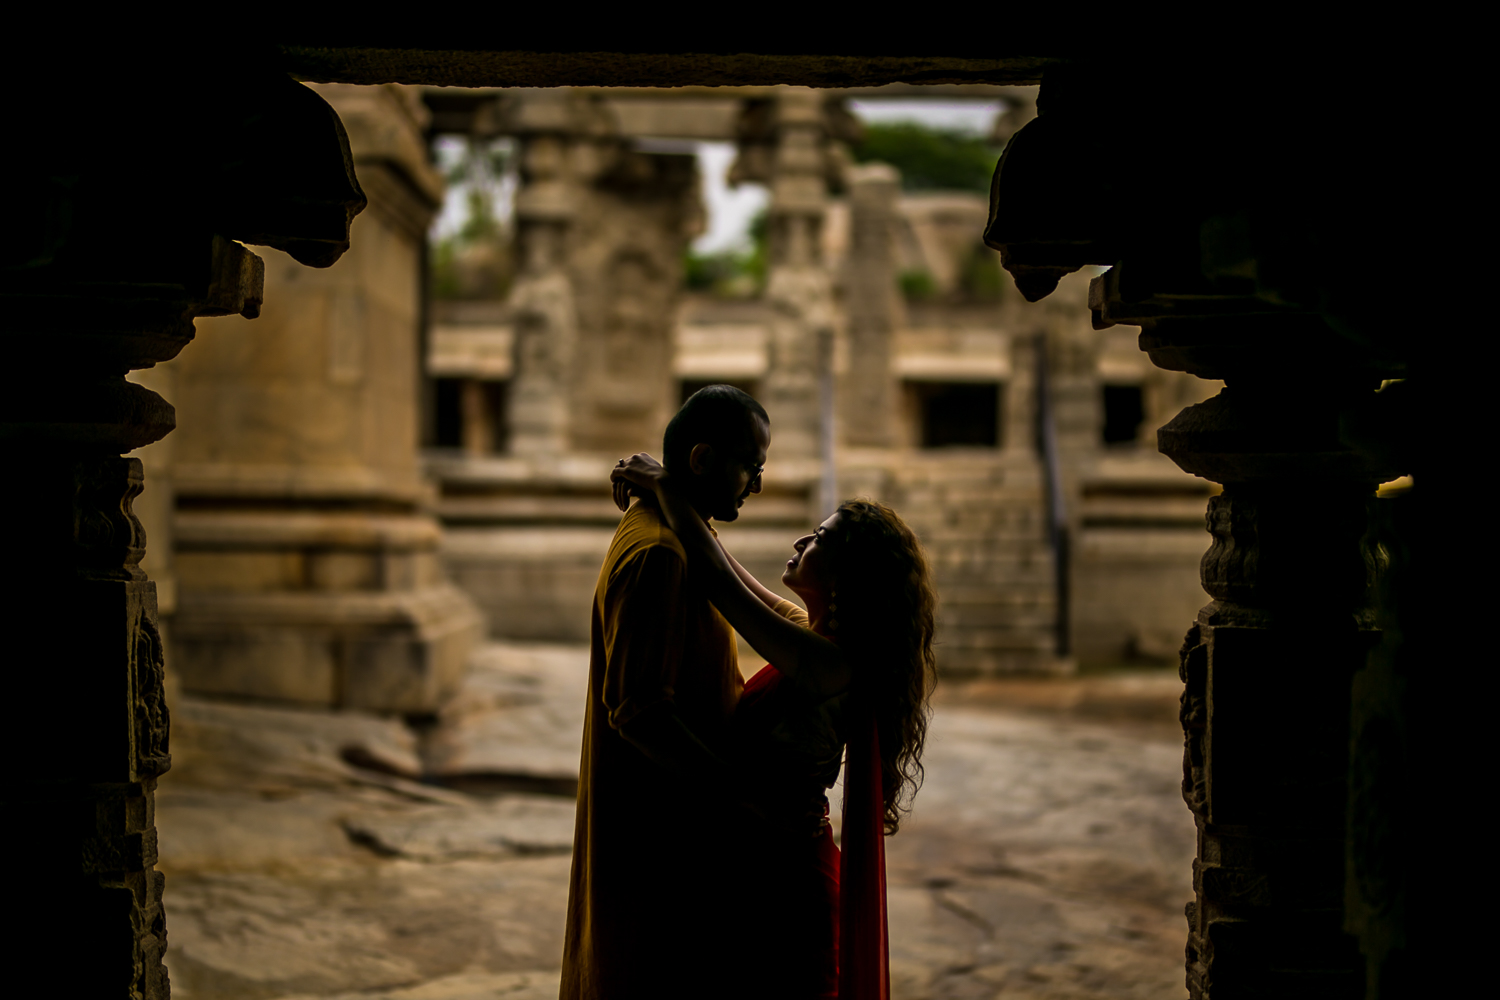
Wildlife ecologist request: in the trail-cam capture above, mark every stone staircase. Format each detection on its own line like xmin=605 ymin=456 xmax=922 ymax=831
xmin=874 ymin=450 xmax=1063 ymax=676
xmin=428 ymin=447 xmax=1065 ymax=677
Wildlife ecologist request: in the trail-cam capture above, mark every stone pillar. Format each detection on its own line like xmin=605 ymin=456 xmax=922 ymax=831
xmin=739 ymin=88 xmax=843 ymax=459
xmin=460 ymin=378 xmax=498 ymax=456
xmin=842 ymin=162 xmax=902 ymax=448
xmin=1004 ymin=333 xmax=1039 ymax=454
xmin=1091 ymin=290 xmax=1403 ymax=1000
xmin=4 ymin=51 xmax=366 ymax=996
xmin=504 ymin=90 xmax=587 ymax=457
xmin=129 ymin=364 xmax=179 ymax=652
xmin=167 ymin=84 xmax=481 ymax=714
xmin=1160 ymin=377 xmax=1397 ymax=998
xmin=569 ymin=145 xmax=701 ymax=456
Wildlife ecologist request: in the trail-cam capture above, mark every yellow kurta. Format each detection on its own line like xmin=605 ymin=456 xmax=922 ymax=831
xmin=561 ymin=502 xmax=743 ymax=999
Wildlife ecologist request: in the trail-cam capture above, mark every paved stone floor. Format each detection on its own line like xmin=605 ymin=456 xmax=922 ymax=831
xmin=158 ymin=644 xmax=1192 ymax=999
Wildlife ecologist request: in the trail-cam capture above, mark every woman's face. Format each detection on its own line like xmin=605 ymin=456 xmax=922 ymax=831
xmin=783 ymin=511 xmax=842 ymax=600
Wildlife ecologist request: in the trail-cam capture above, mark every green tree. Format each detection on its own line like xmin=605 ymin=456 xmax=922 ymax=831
xmin=429 ymin=139 xmax=512 ymax=301
xmin=852 ymin=123 xmax=1000 ymax=193
xmin=682 ymin=207 xmax=767 ymax=298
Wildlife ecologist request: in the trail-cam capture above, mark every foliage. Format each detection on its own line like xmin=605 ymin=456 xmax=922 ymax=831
xmin=683 ymin=207 xmax=767 ymax=298
xmin=429 ymin=140 xmax=512 ymax=301
xmin=442 ymin=145 xmax=508 ymax=188
xmin=852 ymin=123 xmax=1001 ymax=193
xmin=429 ymin=238 xmax=463 ymax=300
xmin=958 ymin=243 xmax=1006 ymax=302
xmin=899 ymin=269 xmax=938 ymax=301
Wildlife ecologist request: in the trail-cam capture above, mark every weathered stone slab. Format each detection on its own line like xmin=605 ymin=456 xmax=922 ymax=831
xmin=341 ymin=797 xmax=576 ymax=861
xmin=164 ymin=856 xmax=572 ymax=1000
xmin=268 ymin=970 xmax=561 ymax=1000
xmin=425 ymin=643 xmax=590 ymax=781
xmin=884 ymin=705 xmax=1194 ymax=998
xmin=170 ymin=695 xmax=426 ymax=793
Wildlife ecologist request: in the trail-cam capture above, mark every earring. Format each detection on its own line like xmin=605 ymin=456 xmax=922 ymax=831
xmin=828 ymin=589 xmax=838 ymax=632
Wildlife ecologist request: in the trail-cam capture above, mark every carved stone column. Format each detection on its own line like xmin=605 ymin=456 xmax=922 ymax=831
xmin=1003 ymin=332 xmax=1039 ymax=454
xmin=842 ymin=162 xmax=902 ymax=448
xmin=504 ymin=90 xmax=590 ymax=456
xmin=4 ymin=51 xmax=364 ymax=996
xmin=569 ymin=125 xmax=701 ymax=455
xmin=1159 ymin=380 xmax=1398 ymax=998
xmin=166 ymin=84 xmax=480 ymax=714
xmin=734 ymin=88 xmax=852 ymax=459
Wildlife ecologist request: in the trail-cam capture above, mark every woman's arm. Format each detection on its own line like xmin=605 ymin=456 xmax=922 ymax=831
xmin=722 ymin=548 xmax=787 ymax=611
xmin=615 ymin=465 xmax=782 ymax=612
xmin=612 ymin=455 xmax=852 ymax=699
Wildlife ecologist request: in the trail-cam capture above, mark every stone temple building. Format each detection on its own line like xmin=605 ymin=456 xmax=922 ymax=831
xmin=421 ymin=85 xmax=1221 ymax=675
xmin=7 ymin=31 xmax=1449 ymax=1000
xmin=143 ymin=84 xmax=483 ymax=716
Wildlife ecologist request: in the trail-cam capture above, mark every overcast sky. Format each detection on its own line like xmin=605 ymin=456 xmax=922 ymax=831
xmin=432 ymin=99 xmax=1005 ymax=254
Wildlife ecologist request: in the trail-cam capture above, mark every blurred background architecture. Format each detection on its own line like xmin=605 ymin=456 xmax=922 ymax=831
xmin=13 ymin=35 xmax=1431 ymax=1000
xmin=120 ymin=82 xmax=1221 ymax=999
xmin=140 ymin=85 xmax=483 ymax=715
xmin=412 ymin=84 xmax=1218 ymax=677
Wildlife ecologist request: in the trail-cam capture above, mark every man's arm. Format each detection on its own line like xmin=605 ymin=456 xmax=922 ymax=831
xmin=618 ymin=701 xmax=729 ymax=782
xmin=602 ymin=542 xmax=739 ymax=788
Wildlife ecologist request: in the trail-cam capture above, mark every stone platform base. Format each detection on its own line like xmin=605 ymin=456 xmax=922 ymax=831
xmin=174 ymin=582 xmax=482 ymax=713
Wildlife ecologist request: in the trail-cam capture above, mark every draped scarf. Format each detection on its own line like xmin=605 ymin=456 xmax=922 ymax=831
xmin=838 ymin=698 xmax=889 ymax=1000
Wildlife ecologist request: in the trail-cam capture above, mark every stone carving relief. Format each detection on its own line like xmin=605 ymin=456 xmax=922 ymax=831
xmin=73 ymin=456 xmax=148 ymax=582
xmin=132 ymin=611 xmax=171 ymax=780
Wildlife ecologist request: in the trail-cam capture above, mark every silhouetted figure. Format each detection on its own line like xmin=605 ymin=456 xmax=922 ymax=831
xmin=612 ymin=453 xmax=938 ymax=1000
xmin=562 ymin=386 xmax=770 ymax=999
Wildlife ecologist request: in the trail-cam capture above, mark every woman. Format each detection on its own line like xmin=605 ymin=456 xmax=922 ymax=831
xmin=611 ymin=453 xmax=937 ymax=1000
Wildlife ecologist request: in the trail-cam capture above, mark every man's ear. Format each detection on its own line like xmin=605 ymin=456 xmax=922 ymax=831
xmin=688 ymin=443 xmax=714 ymax=476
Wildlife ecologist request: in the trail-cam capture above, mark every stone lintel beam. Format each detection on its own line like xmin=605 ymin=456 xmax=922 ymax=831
xmin=281 ymin=46 xmax=1062 ymax=90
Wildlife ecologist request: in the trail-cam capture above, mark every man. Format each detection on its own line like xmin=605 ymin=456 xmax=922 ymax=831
xmin=561 ymin=385 xmax=770 ymax=999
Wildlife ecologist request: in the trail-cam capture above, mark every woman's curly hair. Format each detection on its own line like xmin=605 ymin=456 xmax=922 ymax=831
xmin=824 ymin=498 xmax=937 ymax=834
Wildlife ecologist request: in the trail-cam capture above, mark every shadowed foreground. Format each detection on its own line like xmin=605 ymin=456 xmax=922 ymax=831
xmin=157 ymin=644 xmax=1191 ymax=1000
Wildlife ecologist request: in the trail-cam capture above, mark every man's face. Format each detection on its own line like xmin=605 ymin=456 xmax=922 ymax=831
xmin=696 ymin=415 xmax=769 ymax=522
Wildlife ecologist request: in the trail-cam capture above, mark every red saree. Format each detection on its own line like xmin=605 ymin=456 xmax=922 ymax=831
xmin=740 ymin=664 xmax=889 ymax=1000
xmin=838 ymin=693 xmax=890 ymax=1000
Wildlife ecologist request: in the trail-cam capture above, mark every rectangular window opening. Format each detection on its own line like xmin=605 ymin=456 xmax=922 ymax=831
xmin=433 ymin=377 xmax=463 ymax=448
xmin=909 ymin=381 xmax=1001 ymax=449
xmin=1101 ymin=383 xmax=1145 ymax=446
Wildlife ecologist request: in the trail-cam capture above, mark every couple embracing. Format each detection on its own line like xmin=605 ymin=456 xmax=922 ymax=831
xmin=561 ymin=385 xmax=937 ymax=1000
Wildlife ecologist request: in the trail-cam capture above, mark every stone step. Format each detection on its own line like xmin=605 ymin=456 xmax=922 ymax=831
xmin=914 ymin=536 xmax=1050 ymax=552
xmin=929 ymin=570 xmax=1057 ymax=589
xmin=892 ymin=492 xmax=1046 ymax=511
xmin=920 ymin=545 xmax=1051 ymax=562
xmin=940 ymin=609 xmax=1060 ymax=632
xmin=915 ymin=521 xmax=1046 ymax=535
xmin=938 ymin=625 xmax=1065 ymax=648
xmin=938 ymin=586 xmax=1057 ymax=605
